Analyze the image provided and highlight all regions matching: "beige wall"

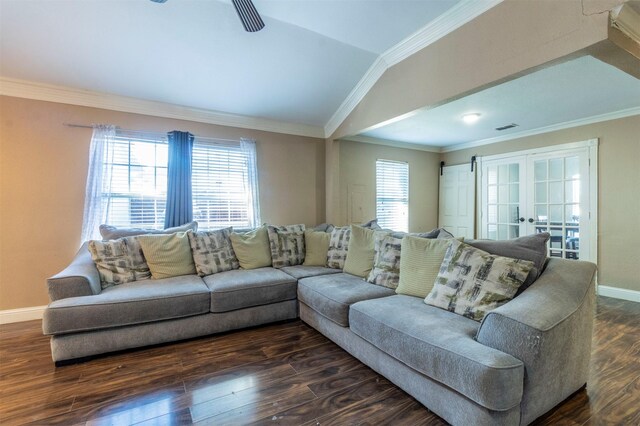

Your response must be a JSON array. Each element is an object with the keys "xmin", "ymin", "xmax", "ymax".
[
  {"xmin": 0, "ymin": 96, "xmax": 325, "ymax": 310},
  {"xmin": 443, "ymin": 115, "xmax": 640, "ymax": 292},
  {"xmin": 337, "ymin": 140, "xmax": 441, "ymax": 233}
]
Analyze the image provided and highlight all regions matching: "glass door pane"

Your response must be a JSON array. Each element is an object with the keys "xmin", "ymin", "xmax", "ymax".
[
  {"xmin": 481, "ymin": 157, "xmax": 525, "ymax": 241},
  {"xmin": 528, "ymin": 152, "xmax": 589, "ymax": 260}
]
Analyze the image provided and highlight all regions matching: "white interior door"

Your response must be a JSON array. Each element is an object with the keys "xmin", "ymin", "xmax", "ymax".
[
  {"xmin": 439, "ymin": 164, "xmax": 475, "ymax": 239},
  {"xmin": 479, "ymin": 142, "xmax": 596, "ymax": 262}
]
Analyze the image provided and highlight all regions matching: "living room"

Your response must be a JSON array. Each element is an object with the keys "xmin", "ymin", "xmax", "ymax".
[{"xmin": 1, "ymin": 0, "xmax": 639, "ymax": 425}]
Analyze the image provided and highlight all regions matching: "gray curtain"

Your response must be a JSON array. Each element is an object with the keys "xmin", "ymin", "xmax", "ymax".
[{"xmin": 164, "ymin": 130, "xmax": 194, "ymax": 228}]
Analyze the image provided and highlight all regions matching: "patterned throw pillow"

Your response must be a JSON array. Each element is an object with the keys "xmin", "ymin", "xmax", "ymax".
[
  {"xmin": 188, "ymin": 228, "xmax": 239, "ymax": 276},
  {"xmin": 327, "ymin": 226, "xmax": 351, "ymax": 269},
  {"xmin": 424, "ymin": 239, "xmax": 534, "ymax": 322},
  {"xmin": 267, "ymin": 224, "xmax": 306, "ymax": 268},
  {"xmin": 88, "ymin": 237, "xmax": 151, "ymax": 288},
  {"xmin": 366, "ymin": 231, "xmax": 405, "ymax": 288}
]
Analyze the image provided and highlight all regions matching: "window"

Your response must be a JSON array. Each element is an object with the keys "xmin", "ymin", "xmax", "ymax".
[
  {"xmin": 102, "ymin": 133, "xmax": 168, "ymax": 229},
  {"xmin": 376, "ymin": 159, "xmax": 409, "ymax": 232},
  {"xmin": 90, "ymin": 130, "xmax": 259, "ymax": 236},
  {"xmin": 192, "ymin": 139, "xmax": 260, "ymax": 230}
]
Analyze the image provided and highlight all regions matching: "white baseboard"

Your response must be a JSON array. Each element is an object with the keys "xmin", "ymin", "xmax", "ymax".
[
  {"xmin": 0, "ymin": 305, "xmax": 46, "ymax": 324},
  {"xmin": 597, "ymin": 285, "xmax": 640, "ymax": 303}
]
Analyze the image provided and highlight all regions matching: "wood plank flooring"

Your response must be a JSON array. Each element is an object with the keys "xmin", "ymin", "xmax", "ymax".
[{"xmin": 0, "ymin": 296, "xmax": 638, "ymax": 425}]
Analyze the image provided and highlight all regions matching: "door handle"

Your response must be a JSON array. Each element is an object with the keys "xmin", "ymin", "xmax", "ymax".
[
  {"xmin": 519, "ymin": 217, "xmax": 525, "ymax": 222},
  {"xmin": 528, "ymin": 218, "xmax": 534, "ymax": 223}
]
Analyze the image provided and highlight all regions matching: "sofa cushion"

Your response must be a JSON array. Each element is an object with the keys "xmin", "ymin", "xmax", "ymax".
[
  {"xmin": 297, "ymin": 273, "xmax": 395, "ymax": 326},
  {"xmin": 280, "ymin": 265, "xmax": 342, "ymax": 280},
  {"xmin": 343, "ymin": 225, "xmax": 380, "ymax": 278},
  {"xmin": 349, "ymin": 295, "xmax": 524, "ymax": 411},
  {"xmin": 43, "ymin": 275, "xmax": 210, "ymax": 335},
  {"xmin": 395, "ymin": 236, "xmax": 455, "ymax": 298},
  {"xmin": 203, "ymin": 267, "xmax": 297, "ymax": 313},
  {"xmin": 99, "ymin": 221, "xmax": 198, "ymax": 240}
]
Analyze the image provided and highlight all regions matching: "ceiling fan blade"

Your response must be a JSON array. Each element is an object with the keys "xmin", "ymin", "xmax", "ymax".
[{"xmin": 232, "ymin": 0, "xmax": 265, "ymax": 32}]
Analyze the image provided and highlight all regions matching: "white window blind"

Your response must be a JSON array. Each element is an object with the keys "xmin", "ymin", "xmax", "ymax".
[
  {"xmin": 95, "ymin": 131, "xmax": 259, "ymax": 232},
  {"xmin": 192, "ymin": 138, "xmax": 260, "ymax": 230},
  {"xmin": 102, "ymin": 133, "xmax": 168, "ymax": 229},
  {"xmin": 376, "ymin": 159, "xmax": 409, "ymax": 232}
]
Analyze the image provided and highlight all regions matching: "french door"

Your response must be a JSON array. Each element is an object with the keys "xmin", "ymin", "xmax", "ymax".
[{"xmin": 480, "ymin": 142, "xmax": 596, "ymax": 262}]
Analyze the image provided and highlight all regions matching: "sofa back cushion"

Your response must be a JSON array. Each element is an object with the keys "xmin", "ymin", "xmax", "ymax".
[
  {"xmin": 230, "ymin": 226, "xmax": 272, "ymax": 270},
  {"xmin": 425, "ymin": 239, "xmax": 534, "ymax": 321},
  {"xmin": 303, "ymin": 230, "xmax": 331, "ymax": 266},
  {"xmin": 188, "ymin": 228, "xmax": 239, "ymax": 277},
  {"xmin": 99, "ymin": 221, "xmax": 198, "ymax": 240},
  {"xmin": 465, "ymin": 232, "xmax": 549, "ymax": 292},
  {"xmin": 137, "ymin": 232, "xmax": 197, "ymax": 279},
  {"xmin": 267, "ymin": 224, "xmax": 306, "ymax": 268}
]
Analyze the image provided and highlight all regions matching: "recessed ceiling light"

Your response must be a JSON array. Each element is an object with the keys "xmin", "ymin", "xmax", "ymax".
[{"xmin": 462, "ymin": 113, "xmax": 481, "ymax": 124}]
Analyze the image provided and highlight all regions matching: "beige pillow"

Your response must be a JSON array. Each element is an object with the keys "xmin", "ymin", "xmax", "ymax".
[
  {"xmin": 137, "ymin": 232, "xmax": 197, "ymax": 279},
  {"xmin": 229, "ymin": 226, "xmax": 272, "ymax": 269},
  {"xmin": 396, "ymin": 236, "xmax": 456, "ymax": 298},
  {"xmin": 303, "ymin": 230, "xmax": 330, "ymax": 266},
  {"xmin": 343, "ymin": 225, "xmax": 380, "ymax": 278}
]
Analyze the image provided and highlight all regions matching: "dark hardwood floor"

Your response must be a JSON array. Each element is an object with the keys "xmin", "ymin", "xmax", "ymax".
[{"xmin": 1, "ymin": 296, "xmax": 638, "ymax": 425}]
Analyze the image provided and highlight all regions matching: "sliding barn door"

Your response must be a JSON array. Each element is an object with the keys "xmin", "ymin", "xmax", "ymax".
[{"xmin": 438, "ymin": 164, "xmax": 476, "ymax": 239}]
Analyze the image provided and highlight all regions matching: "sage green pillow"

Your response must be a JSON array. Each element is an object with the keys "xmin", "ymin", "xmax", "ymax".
[
  {"xmin": 303, "ymin": 229, "xmax": 330, "ymax": 266},
  {"xmin": 137, "ymin": 231, "xmax": 197, "ymax": 280},
  {"xmin": 343, "ymin": 225, "xmax": 380, "ymax": 278},
  {"xmin": 396, "ymin": 236, "xmax": 456, "ymax": 298},
  {"xmin": 229, "ymin": 226, "xmax": 272, "ymax": 269}
]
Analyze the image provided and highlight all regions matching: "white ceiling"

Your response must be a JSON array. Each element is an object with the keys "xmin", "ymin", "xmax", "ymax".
[
  {"xmin": 0, "ymin": 0, "xmax": 460, "ymax": 127},
  {"xmin": 359, "ymin": 55, "xmax": 640, "ymax": 149}
]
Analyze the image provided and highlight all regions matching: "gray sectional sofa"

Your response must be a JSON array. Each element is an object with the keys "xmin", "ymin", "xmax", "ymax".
[{"xmin": 43, "ymin": 243, "xmax": 597, "ymax": 426}]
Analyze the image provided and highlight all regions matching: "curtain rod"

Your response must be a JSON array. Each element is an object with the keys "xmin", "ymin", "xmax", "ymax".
[{"xmin": 62, "ymin": 122, "xmax": 246, "ymax": 144}]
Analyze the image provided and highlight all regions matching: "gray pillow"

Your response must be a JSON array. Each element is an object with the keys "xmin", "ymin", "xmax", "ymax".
[
  {"xmin": 99, "ymin": 221, "xmax": 198, "ymax": 240},
  {"xmin": 466, "ymin": 232, "xmax": 550, "ymax": 291}
]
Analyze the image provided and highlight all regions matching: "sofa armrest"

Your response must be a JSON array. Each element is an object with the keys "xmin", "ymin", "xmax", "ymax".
[
  {"xmin": 46, "ymin": 242, "xmax": 101, "ymax": 301},
  {"xmin": 476, "ymin": 258, "xmax": 596, "ymax": 425}
]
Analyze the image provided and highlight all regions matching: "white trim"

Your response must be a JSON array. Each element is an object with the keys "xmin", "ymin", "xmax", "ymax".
[
  {"xmin": 441, "ymin": 108, "xmax": 640, "ymax": 152},
  {"xmin": 0, "ymin": 77, "xmax": 325, "ymax": 139},
  {"xmin": 611, "ymin": 3, "xmax": 640, "ymax": 42},
  {"xmin": 343, "ymin": 135, "xmax": 441, "ymax": 153},
  {"xmin": 0, "ymin": 305, "xmax": 46, "ymax": 324},
  {"xmin": 324, "ymin": 0, "xmax": 504, "ymax": 138},
  {"xmin": 598, "ymin": 285, "xmax": 640, "ymax": 303},
  {"xmin": 474, "ymin": 139, "xmax": 598, "ymax": 162}
]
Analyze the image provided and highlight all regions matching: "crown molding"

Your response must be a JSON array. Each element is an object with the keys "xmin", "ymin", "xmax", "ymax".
[
  {"xmin": 610, "ymin": 3, "xmax": 640, "ymax": 43},
  {"xmin": 324, "ymin": 0, "xmax": 504, "ymax": 138},
  {"xmin": 0, "ymin": 77, "xmax": 325, "ymax": 139},
  {"xmin": 441, "ymin": 107, "xmax": 640, "ymax": 152},
  {"xmin": 342, "ymin": 135, "xmax": 441, "ymax": 153}
]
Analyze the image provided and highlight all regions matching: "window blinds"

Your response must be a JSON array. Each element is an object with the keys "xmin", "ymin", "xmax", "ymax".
[{"xmin": 376, "ymin": 159, "xmax": 409, "ymax": 232}]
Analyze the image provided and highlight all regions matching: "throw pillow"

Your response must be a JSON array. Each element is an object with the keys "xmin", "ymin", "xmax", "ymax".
[
  {"xmin": 424, "ymin": 239, "xmax": 534, "ymax": 322},
  {"xmin": 137, "ymin": 231, "xmax": 197, "ymax": 279},
  {"xmin": 465, "ymin": 232, "xmax": 549, "ymax": 292},
  {"xmin": 88, "ymin": 237, "xmax": 151, "ymax": 288},
  {"xmin": 229, "ymin": 226, "xmax": 272, "ymax": 269},
  {"xmin": 396, "ymin": 236, "xmax": 457, "ymax": 298},
  {"xmin": 303, "ymin": 229, "xmax": 330, "ymax": 266},
  {"xmin": 366, "ymin": 231, "xmax": 404, "ymax": 289},
  {"xmin": 327, "ymin": 226, "xmax": 351, "ymax": 269},
  {"xmin": 343, "ymin": 225, "xmax": 380, "ymax": 278},
  {"xmin": 267, "ymin": 224, "xmax": 306, "ymax": 268},
  {"xmin": 188, "ymin": 228, "xmax": 239, "ymax": 277},
  {"xmin": 99, "ymin": 221, "xmax": 198, "ymax": 240}
]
